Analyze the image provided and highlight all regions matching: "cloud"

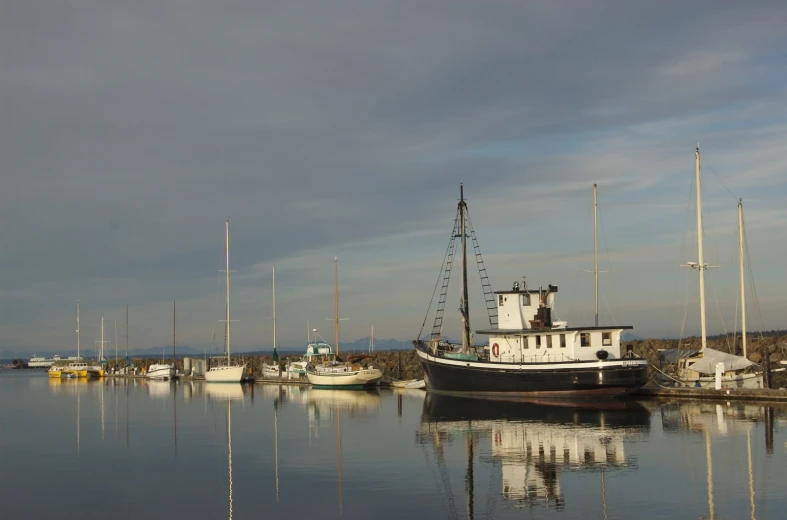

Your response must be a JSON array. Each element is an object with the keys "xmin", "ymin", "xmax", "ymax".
[{"xmin": 2, "ymin": 1, "xmax": 787, "ymax": 351}]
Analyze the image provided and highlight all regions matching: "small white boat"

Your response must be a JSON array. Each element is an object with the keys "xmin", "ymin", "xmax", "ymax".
[
  {"xmin": 147, "ymin": 363, "xmax": 175, "ymax": 380},
  {"xmin": 262, "ymin": 363, "xmax": 281, "ymax": 377},
  {"xmin": 390, "ymin": 379, "xmax": 424, "ymax": 389}
]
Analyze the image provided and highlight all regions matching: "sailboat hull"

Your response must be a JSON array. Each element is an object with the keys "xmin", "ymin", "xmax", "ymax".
[
  {"xmin": 205, "ymin": 365, "xmax": 245, "ymax": 383},
  {"xmin": 415, "ymin": 341, "xmax": 648, "ymax": 397},
  {"xmin": 306, "ymin": 367, "xmax": 382, "ymax": 389}
]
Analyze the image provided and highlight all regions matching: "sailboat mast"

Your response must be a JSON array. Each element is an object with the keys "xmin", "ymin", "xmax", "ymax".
[
  {"xmin": 114, "ymin": 320, "xmax": 118, "ymax": 364},
  {"xmin": 100, "ymin": 317, "xmax": 104, "ymax": 360},
  {"xmin": 272, "ymin": 266, "xmax": 277, "ymax": 352},
  {"xmin": 695, "ymin": 146, "xmax": 708, "ymax": 351},
  {"xmin": 125, "ymin": 304, "xmax": 128, "ymax": 360},
  {"xmin": 77, "ymin": 300, "xmax": 80, "ymax": 359},
  {"xmin": 225, "ymin": 218, "xmax": 231, "ymax": 363},
  {"xmin": 173, "ymin": 300, "xmax": 176, "ymax": 361},
  {"xmin": 738, "ymin": 199, "xmax": 747, "ymax": 358},
  {"xmin": 593, "ymin": 183, "xmax": 599, "ymax": 327},
  {"xmin": 334, "ymin": 255, "xmax": 340, "ymax": 357},
  {"xmin": 459, "ymin": 184, "xmax": 471, "ymax": 353}
]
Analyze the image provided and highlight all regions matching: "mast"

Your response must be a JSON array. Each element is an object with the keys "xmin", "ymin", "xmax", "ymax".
[
  {"xmin": 225, "ymin": 218, "xmax": 231, "ymax": 363},
  {"xmin": 738, "ymin": 199, "xmax": 747, "ymax": 359},
  {"xmin": 272, "ymin": 266, "xmax": 278, "ymax": 361},
  {"xmin": 695, "ymin": 146, "xmax": 708, "ymax": 351},
  {"xmin": 334, "ymin": 255, "xmax": 340, "ymax": 357},
  {"xmin": 682, "ymin": 147, "xmax": 713, "ymax": 351},
  {"xmin": 114, "ymin": 319, "xmax": 118, "ymax": 364},
  {"xmin": 100, "ymin": 317, "xmax": 104, "ymax": 360},
  {"xmin": 459, "ymin": 184, "xmax": 471, "ymax": 353},
  {"xmin": 125, "ymin": 304, "xmax": 128, "ymax": 361},
  {"xmin": 593, "ymin": 183, "xmax": 599, "ymax": 327},
  {"xmin": 77, "ymin": 300, "xmax": 80, "ymax": 359},
  {"xmin": 173, "ymin": 300, "xmax": 176, "ymax": 362}
]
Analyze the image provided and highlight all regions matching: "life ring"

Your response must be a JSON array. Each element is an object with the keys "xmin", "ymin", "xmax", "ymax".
[{"xmin": 492, "ymin": 343, "xmax": 499, "ymax": 357}]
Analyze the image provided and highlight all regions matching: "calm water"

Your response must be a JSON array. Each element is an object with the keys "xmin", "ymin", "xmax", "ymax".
[{"xmin": 1, "ymin": 371, "xmax": 786, "ymax": 520}]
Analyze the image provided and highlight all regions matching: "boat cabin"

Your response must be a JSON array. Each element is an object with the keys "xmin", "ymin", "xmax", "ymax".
[{"xmin": 476, "ymin": 280, "xmax": 632, "ymax": 364}]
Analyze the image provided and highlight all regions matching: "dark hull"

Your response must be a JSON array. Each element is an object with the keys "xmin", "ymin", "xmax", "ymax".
[
  {"xmin": 416, "ymin": 346, "xmax": 648, "ymax": 398},
  {"xmin": 422, "ymin": 393, "xmax": 651, "ymax": 429}
]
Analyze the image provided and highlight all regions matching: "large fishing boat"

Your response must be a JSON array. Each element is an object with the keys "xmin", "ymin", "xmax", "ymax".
[{"xmin": 413, "ymin": 185, "xmax": 648, "ymax": 398}]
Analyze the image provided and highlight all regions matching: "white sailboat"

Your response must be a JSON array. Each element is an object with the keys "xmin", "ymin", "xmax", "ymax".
[
  {"xmin": 205, "ymin": 219, "xmax": 245, "ymax": 383},
  {"xmin": 666, "ymin": 147, "xmax": 763, "ymax": 389},
  {"xmin": 148, "ymin": 301, "xmax": 176, "ymax": 380},
  {"xmin": 306, "ymin": 256, "xmax": 382, "ymax": 389},
  {"xmin": 262, "ymin": 266, "xmax": 281, "ymax": 378},
  {"xmin": 86, "ymin": 317, "xmax": 108, "ymax": 378},
  {"xmin": 63, "ymin": 301, "xmax": 89, "ymax": 377}
]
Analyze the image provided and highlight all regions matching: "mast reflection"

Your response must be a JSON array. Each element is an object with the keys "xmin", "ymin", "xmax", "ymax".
[{"xmin": 418, "ymin": 394, "xmax": 650, "ymax": 513}]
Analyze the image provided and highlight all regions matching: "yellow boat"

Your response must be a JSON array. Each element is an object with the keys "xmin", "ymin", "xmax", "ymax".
[
  {"xmin": 48, "ymin": 365, "xmax": 66, "ymax": 378},
  {"xmin": 67, "ymin": 362, "xmax": 89, "ymax": 378},
  {"xmin": 86, "ymin": 366, "xmax": 105, "ymax": 378}
]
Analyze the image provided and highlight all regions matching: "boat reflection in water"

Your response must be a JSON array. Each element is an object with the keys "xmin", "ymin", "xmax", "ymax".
[
  {"xmin": 660, "ymin": 401, "xmax": 779, "ymax": 520},
  {"xmin": 417, "ymin": 394, "xmax": 650, "ymax": 515},
  {"xmin": 204, "ymin": 383, "xmax": 247, "ymax": 402}
]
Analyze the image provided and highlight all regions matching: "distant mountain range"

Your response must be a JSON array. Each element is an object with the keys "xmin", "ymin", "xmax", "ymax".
[{"xmin": 0, "ymin": 336, "xmax": 416, "ymax": 362}]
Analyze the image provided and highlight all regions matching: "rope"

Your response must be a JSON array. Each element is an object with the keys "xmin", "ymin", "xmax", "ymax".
[{"xmin": 417, "ymin": 206, "xmax": 460, "ymax": 340}]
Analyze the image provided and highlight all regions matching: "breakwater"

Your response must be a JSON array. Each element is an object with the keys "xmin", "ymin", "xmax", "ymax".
[{"xmin": 130, "ymin": 349, "xmax": 424, "ymax": 382}]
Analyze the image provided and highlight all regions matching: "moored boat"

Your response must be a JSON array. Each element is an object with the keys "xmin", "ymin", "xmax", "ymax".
[
  {"xmin": 306, "ymin": 256, "xmax": 382, "ymax": 389},
  {"xmin": 147, "ymin": 363, "xmax": 175, "ymax": 380},
  {"xmin": 413, "ymin": 185, "xmax": 648, "ymax": 398},
  {"xmin": 205, "ymin": 219, "xmax": 245, "ymax": 383}
]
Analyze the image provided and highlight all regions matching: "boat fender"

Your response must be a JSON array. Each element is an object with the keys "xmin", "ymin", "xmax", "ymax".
[
  {"xmin": 492, "ymin": 343, "xmax": 499, "ymax": 357},
  {"xmin": 596, "ymin": 350, "xmax": 609, "ymax": 360}
]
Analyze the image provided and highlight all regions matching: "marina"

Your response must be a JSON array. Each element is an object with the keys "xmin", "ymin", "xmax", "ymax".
[{"xmin": 2, "ymin": 369, "xmax": 787, "ymax": 520}]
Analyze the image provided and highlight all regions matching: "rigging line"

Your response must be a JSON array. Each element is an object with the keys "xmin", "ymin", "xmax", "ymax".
[
  {"xmin": 418, "ymin": 442, "xmax": 455, "ymax": 520},
  {"xmin": 417, "ymin": 207, "xmax": 460, "ymax": 340},
  {"xmin": 743, "ymin": 222, "xmax": 767, "ymax": 338},
  {"xmin": 677, "ymin": 159, "xmax": 701, "ymax": 347},
  {"xmin": 706, "ymin": 267, "xmax": 734, "ymax": 352},
  {"xmin": 703, "ymin": 159, "xmax": 740, "ymax": 202},
  {"xmin": 212, "ymin": 257, "xmax": 223, "ymax": 350}
]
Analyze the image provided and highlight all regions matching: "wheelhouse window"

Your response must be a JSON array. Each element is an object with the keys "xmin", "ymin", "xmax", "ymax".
[
  {"xmin": 498, "ymin": 295, "xmax": 504, "ymax": 306},
  {"xmin": 602, "ymin": 332, "xmax": 612, "ymax": 346},
  {"xmin": 560, "ymin": 334, "xmax": 566, "ymax": 348},
  {"xmin": 535, "ymin": 335, "xmax": 541, "ymax": 349},
  {"xmin": 580, "ymin": 333, "xmax": 591, "ymax": 347},
  {"xmin": 546, "ymin": 335, "xmax": 553, "ymax": 348},
  {"xmin": 523, "ymin": 336, "xmax": 529, "ymax": 349},
  {"xmin": 522, "ymin": 293, "xmax": 530, "ymax": 306}
]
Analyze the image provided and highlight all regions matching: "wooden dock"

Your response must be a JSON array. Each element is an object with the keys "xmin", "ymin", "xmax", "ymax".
[{"xmin": 634, "ymin": 385, "xmax": 787, "ymax": 403}]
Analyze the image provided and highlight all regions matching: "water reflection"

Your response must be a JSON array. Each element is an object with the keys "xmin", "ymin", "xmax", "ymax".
[
  {"xmin": 418, "ymin": 395, "xmax": 650, "ymax": 517},
  {"xmin": 660, "ymin": 401, "xmax": 781, "ymax": 520}
]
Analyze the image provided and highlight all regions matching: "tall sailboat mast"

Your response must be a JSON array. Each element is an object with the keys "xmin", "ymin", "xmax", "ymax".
[
  {"xmin": 695, "ymin": 146, "xmax": 708, "ymax": 351},
  {"xmin": 459, "ymin": 184, "xmax": 470, "ymax": 353},
  {"xmin": 459, "ymin": 184, "xmax": 471, "ymax": 353},
  {"xmin": 738, "ymin": 199, "xmax": 747, "ymax": 359},
  {"xmin": 334, "ymin": 255, "xmax": 340, "ymax": 357},
  {"xmin": 76, "ymin": 300, "xmax": 80, "ymax": 359},
  {"xmin": 593, "ymin": 183, "xmax": 599, "ymax": 327},
  {"xmin": 225, "ymin": 218, "xmax": 231, "ymax": 364},
  {"xmin": 682, "ymin": 146, "xmax": 712, "ymax": 351},
  {"xmin": 272, "ymin": 266, "xmax": 277, "ymax": 359},
  {"xmin": 173, "ymin": 300, "xmax": 177, "ymax": 361}
]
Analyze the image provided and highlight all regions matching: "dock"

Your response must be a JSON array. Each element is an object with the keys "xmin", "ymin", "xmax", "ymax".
[{"xmin": 634, "ymin": 385, "xmax": 787, "ymax": 403}]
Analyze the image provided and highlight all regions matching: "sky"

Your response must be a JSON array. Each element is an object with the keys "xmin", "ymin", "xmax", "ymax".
[{"xmin": 2, "ymin": 1, "xmax": 787, "ymax": 355}]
